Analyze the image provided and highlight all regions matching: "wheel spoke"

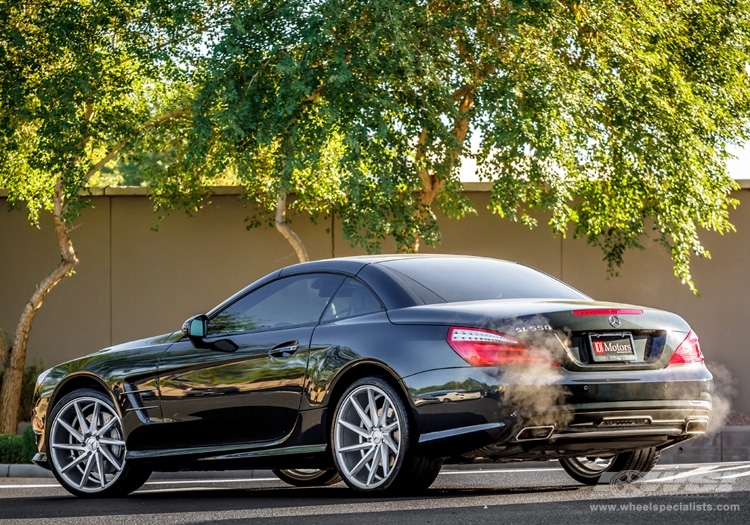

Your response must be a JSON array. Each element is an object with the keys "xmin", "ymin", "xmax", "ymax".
[
  {"xmin": 350, "ymin": 397, "xmax": 373, "ymax": 430},
  {"xmin": 366, "ymin": 453, "xmax": 379, "ymax": 485},
  {"xmin": 58, "ymin": 419, "xmax": 84, "ymax": 443},
  {"xmin": 378, "ymin": 398, "xmax": 391, "ymax": 428},
  {"xmin": 74, "ymin": 402, "xmax": 89, "ymax": 435},
  {"xmin": 338, "ymin": 442, "xmax": 372, "ymax": 453},
  {"xmin": 383, "ymin": 433, "xmax": 399, "ymax": 455},
  {"xmin": 59, "ymin": 452, "xmax": 89, "ymax": 474},
  {"xmin": 380, "ymin": 442, "xmax": 390, "ymax": 478},
  {"xmin": 382, "ymin": 421, "xmax": 398, "ymax": 433},
  {"xmin": 52, "ymin": 443, "xmax": 86, "ymax": 452},
  {"xmin": 94, "ymin": 416, "xmax": 118, "ymax": 438},
  {"xmin": 51, "ymin": 443, "xmax": 86, "ymax": 452},
  {"xmin": 95, "ymin": 451, "xmax": 106, "ymax": 488},
  {"xmin": 348, "ymin": 445, "xmax": 377, "ymax": 477},
  {"xmin": 90, "ymin": 401, "xmax": 101, "ymax": 434},
  {"xmin": 338, "ymin": 419, "xmax": 371, "ymax": 439},
  {"xmin": 99, "ymin": 444, "xmax": 123, "ymax": 472},
  {"xmin": 367, "ymin": 389, "xmax": 379, "ymax": 428},
  {"xmin": 98, "ymin": 437, "xmax": 126, "ymax": 447},
  {"xmin": 78, "ymin": 453, "xmax": 96, "ymax": 489}
]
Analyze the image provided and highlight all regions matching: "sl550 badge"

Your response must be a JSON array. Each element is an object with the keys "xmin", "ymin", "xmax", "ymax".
[{"xmin": 515, "ymin": 324, "xmax": 552, "ymax": 332}]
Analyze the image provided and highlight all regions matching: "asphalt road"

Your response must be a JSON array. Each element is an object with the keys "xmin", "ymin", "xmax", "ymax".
[{"xmin": 1, "ymin": 462, "xmax": 748, "ymax": 524}]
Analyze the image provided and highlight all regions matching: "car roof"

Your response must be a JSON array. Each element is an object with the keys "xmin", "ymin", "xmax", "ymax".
[{"xmin": 279, "ymin": 254, "xmax": 511, "ymax": 277}]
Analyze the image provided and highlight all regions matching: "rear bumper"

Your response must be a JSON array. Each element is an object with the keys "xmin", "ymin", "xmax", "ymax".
[{"xmin": 402, "ymin": 364, "xmax": 712, "ymax": 460}]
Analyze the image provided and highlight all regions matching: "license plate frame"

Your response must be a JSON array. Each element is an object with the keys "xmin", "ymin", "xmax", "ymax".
[{"xmin": 588, "ymin": 333, "xmax": 637, "ymax": 362}]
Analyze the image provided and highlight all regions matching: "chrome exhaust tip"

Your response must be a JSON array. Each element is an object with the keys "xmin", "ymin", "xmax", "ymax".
[
  {"xmin": 685, "ymin": 418, "xmax": 709, "ymax": 434},
  {"xmin": 515, "ymin": 425, "xmax": 555, "ymax": 442}
]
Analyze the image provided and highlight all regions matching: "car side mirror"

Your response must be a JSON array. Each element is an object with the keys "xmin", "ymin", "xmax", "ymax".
[
  {"xmin": 181, "ymin": 314, "xmax": 238, "ymax": 353},
  {"xmin": 182, "ymin": 314, "xmax": 208, "ymax": 347}
]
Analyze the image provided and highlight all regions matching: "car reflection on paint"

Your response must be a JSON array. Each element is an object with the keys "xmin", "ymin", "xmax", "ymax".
[{"xmin": 31, "ymin": 255, "xmax": 712, "ymax": 498}]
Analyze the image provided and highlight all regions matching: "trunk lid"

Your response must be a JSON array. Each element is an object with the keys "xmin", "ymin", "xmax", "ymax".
[{"xmin": 387, "ymin": 299, "xmax": 691, "ymax": 370}]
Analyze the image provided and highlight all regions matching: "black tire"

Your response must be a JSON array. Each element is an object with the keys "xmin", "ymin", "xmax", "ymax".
[
  {"xmin": 609, "ymin": 447, "xmax": 661, "ymax": 474},
  {"xmin": 332, "ymin": 377, "xmax": 437, "ymax": 494},
  {"xmin": 272, "ymin": 468, "xmax": 342, "ymax": 487},
  {"xmin": 559, "ymin": 447, "xmax": 660, "ymax": 485},
  {"xmin": 47, "ymin": 388, "xmax": 151, "ymax": 498},
  {"xmin": 391, "ymin": 455, "xmax": 443, "ymax": 495}
]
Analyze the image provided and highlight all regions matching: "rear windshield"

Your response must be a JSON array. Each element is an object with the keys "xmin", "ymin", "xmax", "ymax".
[{"xmin": 379, "ymin": 257, "xmax": 588, "ymax": 304}]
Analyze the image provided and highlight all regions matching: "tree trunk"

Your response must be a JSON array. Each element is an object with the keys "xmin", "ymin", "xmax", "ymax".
[
  {"xmin": 0, "ymin": 326, "xmax": 10, "ymax": 371},
  {"xmin": 411, "ymin": 85, "xmax": 475, "ymax": 252},
  {"xmin": 0, "ymin": 179, "xmax": 79, "ymax": 434},
  {"xmin": 275, "ymin": 190, "xmax": 310, "ymax": 263},
  {"xmin": 0, "ymin": 108, "xmax": 188, "ymax": 434}
]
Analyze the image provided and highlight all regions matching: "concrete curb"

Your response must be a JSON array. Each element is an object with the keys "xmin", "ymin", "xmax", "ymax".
[{"xmin": 1, "ymin": 463, "xmax": 54, "ymax": 479}]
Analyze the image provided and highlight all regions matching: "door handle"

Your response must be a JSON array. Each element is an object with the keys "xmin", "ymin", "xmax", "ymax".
[{"xmin": 269, "ymin": 340, "xmax": 299, "ymax": 358}]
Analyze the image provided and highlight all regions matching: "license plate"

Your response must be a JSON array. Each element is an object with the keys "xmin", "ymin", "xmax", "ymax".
[{"xmin": 589, "ymin": 333, "xmax": 636, "ymax": 362}]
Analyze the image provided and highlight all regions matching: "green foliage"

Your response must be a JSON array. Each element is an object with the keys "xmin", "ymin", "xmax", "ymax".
[
  {"xmin": 0, "ymin": 0, "xmax": 214, "ymax": 434},
  {"xmin": 0, "ymin": 361, "xmax": 44, "ymax": 423},
  {"xmin": 181, "ymin": 0, "xmax": 749, "ymax": 291},
  {"xmin": 0, "ymin": 0, "xmax": 208, "ymax": 223},
  {"xmin": 0, "ymin": 426, "xmax": 37, "ymax": 464},
  {"xmin": 4, "ymin": 1, "xmax": 747, "ymax": 291}
]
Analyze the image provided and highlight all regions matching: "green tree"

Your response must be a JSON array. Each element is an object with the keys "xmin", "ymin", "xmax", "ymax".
[
  {"xmin": 0, "ymin": 0, "xmax": 207, "ymax": 434},
  {"xmin": 150, "ymin": 1, "xmax": 349, "ymax": 262},
  {"xmin": 186, "ymin": 0, "xmax": 748, "ymax": 286}
]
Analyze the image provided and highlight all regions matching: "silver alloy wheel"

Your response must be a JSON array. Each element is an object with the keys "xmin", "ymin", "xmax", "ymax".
[
  {"xmin": 334, "ymin": 384, "xmax": 401, "ymax": 490},
  {"xmin": 273, "ymin": 468, "xmax": 342, "ymax": 486},
  {"xmin": 563, "ymin": 456, "xmax": 615, "ymax": 477},
  {"xmin": 49, "ymin": 396, "xmax": 126, "ymax": 493},
  {"xmin": 281, "ymin": 468, "xmax": 323, "ymax": 480}
]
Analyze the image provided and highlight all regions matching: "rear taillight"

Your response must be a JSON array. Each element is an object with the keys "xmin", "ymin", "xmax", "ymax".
[
  {"xmin": 669, "ymin": 330, "xmax": 704, "ymax": 364},
  {"xmin": 447, "ymin": 327, "xmax": 558, "ymax": 367}
]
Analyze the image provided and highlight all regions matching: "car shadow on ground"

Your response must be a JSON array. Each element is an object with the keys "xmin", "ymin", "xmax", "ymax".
[{"xmin": 2, "ymin": 484, "xmax": 582, "ymax": 520}]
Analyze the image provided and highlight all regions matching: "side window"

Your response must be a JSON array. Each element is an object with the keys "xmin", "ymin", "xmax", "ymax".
[
  {"xmin": 208, "ymin": 273, "xmax": 344, "ymax": 334},
  {"xmin": 321, "ymin": 278, "xmax": 383, "ymax": 322}
]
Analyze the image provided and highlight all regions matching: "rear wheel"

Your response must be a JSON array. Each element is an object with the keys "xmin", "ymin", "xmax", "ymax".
[
  {"xmin": 559, "ymin": 447, "xmax": 660, "ymax": 485},
  {"xmin": 391, "ymin": 455, "xmax": 443, "ymax": 495},
  {"xmin": 272, "ymin": 468, "xmax": 341, "ymax": 487},
  {"xmin": 47, "ymin": 388, "xmax": 151, "ymax": 498},
  {"xmin": 331, "ymin": 377, "xmax": 439, "ymax": 494}
]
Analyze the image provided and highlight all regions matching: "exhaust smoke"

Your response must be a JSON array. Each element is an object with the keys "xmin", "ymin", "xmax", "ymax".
[
  {"xmin": 705, "ymin": 362, "xmax": 736, "ymax": 435},
  {"xmin": 482, "ymin": 316, "xmax": 574, "ymax": 429}
]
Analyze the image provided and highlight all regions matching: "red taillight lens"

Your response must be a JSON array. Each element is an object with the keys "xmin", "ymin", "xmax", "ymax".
[
  {"xmin": 447, "ymin": 327, "xmax": 558, "ymax": 367},
  {"xmin": 669, "ymin": 330, "xmax": 704, "ymax": 364}
]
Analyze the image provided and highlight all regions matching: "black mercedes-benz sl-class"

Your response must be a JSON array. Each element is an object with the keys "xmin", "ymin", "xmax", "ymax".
[{"xmin": 31, "ymin": 255, "xmax": 712, "ymax": 497}]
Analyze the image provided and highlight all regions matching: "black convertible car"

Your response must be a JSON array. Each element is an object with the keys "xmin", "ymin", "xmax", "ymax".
[{"xmin": 31, "ymin": 255, "xmax": 712, "ymax": 497}]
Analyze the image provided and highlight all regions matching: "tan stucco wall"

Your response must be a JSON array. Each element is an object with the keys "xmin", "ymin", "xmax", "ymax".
[{"xmin": 2, "ymin": 187, "xmax": 749, "ymax": 412}]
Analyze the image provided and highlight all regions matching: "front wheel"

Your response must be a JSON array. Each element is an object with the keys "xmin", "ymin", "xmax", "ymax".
[
  {"xmin": 559, "ymin": 447, "xmax": 660, "ymax": 485},
  {"xmin": 272, "ymin": 468, "xmax": 341, "ymax": 487},
  {"xmin": 47, "ymin": 388, "xmax": 151, "ymax": 498}
]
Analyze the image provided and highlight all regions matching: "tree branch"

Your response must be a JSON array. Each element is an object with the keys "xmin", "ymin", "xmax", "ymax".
[
  {"xmin": 275, "ymin": 190, "xmax": 309, "ymax": 263},
  {"xmin": 415, "ymin": 128, "xmax": 435, "ymax": 202},
  {"xmin": 85, "ymin": 108, "xmax": 189, "ymax": 180},
  {"xmin": 447, "ymin": 87, "xmax": 474, "ymax": 168},
  {"xmin": 86, "ymin": 138, "xmax": 128, "ymax": 180}
]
